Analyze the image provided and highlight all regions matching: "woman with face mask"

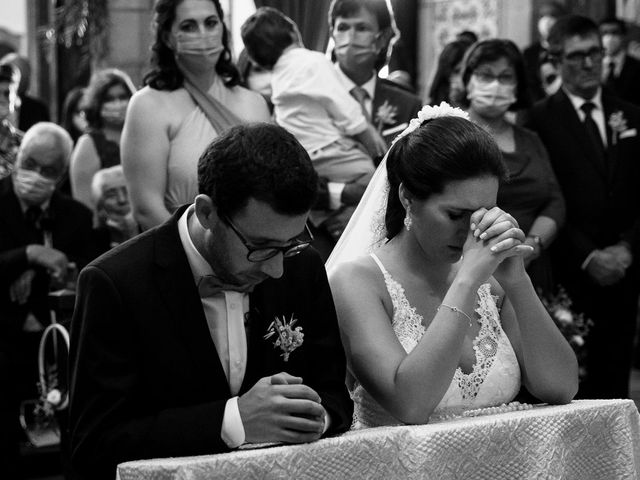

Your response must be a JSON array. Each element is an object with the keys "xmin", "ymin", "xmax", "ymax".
[
  {"xmin": 121, "ymin": 0, "xmax": 271, "ymax": 230},
  {"xmin": 461, "ymin": 39, "xmax": 565, "ymax": 294},
  {"xmin": 69, "ymin": 69, "xmax": 136, "ymax": 210}
]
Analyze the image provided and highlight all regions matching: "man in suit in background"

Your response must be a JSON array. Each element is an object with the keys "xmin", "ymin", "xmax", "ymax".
[
  {"xmin": 599, "ymin": 17, "xmax": 640, "ymax": 106},
  {"xmin": 0, "ymin": 122, "xmax": 95, "ymax": 477},
  {"xmin": 526, "ymin": 15, "xmax": 640, "ymax": 400},
  {"xmin": 69, "ymin": 123, "xmax": 353, "ymax": 480},
  {"xmin": 0, "ymin": 54, "xmax": 50, "ymax": 132},
  {"xmin": 329, "ymin": 0, "xmax": 421, "ymax": 147},
  {"xmin": 522, "ymin": 1, "xmax": 567, "ymax": 102},
  {"xmin": 313, "ymin": 0, "xmax": 422, "ymax": 252}
]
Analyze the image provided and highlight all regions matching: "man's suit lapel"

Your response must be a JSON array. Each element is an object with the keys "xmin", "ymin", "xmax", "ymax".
[
  {"xmin": 152, "ymin": 208, "xmax": 230, "ymax": 397},
  {"xmin": 552, "ymin": 90, "xmax": 609, "ymax": 179}
]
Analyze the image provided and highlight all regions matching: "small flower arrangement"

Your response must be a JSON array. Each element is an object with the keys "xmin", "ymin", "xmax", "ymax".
[
  {"xmin": 375, "ymin": 100, "xmax": 398, "ymax": 134},
  {"xmin": 539, "ymin": 286, "xmax": 593, "ymax": 380},
  {"xmin": 33, "ymin": 367, "xmax": 64, "ymax": 425},
  {"xmin": 264, "ymin": 314, "xmax": 304, "ymax": 362},
  {"xmin": 608, "ymin": 110, "xmax": 627, "ymax": 145}
]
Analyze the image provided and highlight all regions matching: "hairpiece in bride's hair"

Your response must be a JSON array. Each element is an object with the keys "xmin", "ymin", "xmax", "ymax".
[{"xmin": 391, "ymin": 101, "xmax": 470, "ymax": 146}]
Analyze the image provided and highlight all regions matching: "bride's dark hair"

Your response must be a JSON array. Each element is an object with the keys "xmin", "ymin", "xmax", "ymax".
[{"xmin": 385, "ymin": 116, "xmax": 506, "ymax": 239}]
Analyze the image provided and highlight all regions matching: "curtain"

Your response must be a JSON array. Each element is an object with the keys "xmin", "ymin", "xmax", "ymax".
[{"xmin": 253, "ymin": 0, "xmax": 333, "ymax": 52}]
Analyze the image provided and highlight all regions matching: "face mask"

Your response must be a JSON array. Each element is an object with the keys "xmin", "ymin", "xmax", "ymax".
[
  {"xmin": 467, "ymin": 77, "xmax": 516, "ymax": 118},
  {"xmin": 13, "ymin": 168, "xmax": 57, "ymax": 206},
  {"xmin": 172, "ymin": 32, "xmax": 224, "ymax": 73},
  {"xmin": 334, "ymin": 35, "xmax": 380, "ymax": 71},
  {"xmin": 602, "ymin": 34, "xmax": 622, "ymax": 55},
  {"xmin": 101, "ymin": 99, "xmax": 129, "ymax": 126}
]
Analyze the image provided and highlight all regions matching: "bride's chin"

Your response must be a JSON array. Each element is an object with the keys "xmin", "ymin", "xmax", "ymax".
[{"xmin": 445, "ymin": 246, "xmax": 464, "ymax": 261}]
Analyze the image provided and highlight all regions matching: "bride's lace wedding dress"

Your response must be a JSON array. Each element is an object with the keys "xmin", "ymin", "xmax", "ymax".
[{"xmin": 350, "ymin": 254, "xmax": 521, "ymax": 429}]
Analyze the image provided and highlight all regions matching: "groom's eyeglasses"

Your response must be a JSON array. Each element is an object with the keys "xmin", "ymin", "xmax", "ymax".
[{"xmin": 221, "ymin": 212, "xmax": 314, "ymax": 262}]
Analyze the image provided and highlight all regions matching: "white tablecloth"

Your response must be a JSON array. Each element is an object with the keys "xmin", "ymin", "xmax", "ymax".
[{"xmin": 117, "ymin": 399, "xmax": 640, "ymax": 480}]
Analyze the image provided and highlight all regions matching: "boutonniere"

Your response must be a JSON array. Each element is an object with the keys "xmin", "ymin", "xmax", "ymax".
[
  {"xmin": 608, "ymin": 110, "xmax": 628, "ymax": 145},
  {"xmin": 264, "ymin": 314, "xmax": 304, "ymax": 361},
  {"xmin": 375, "ymin": 100, "xmax": 399, "ymax": 134}
]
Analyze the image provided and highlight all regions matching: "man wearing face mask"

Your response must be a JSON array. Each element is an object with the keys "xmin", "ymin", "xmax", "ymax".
[
  {"xmin": 0, "ymin": 122, "xmax": 96, "ymax": 476},
  {"xmin": 329, "ymin": 0, "xmax": 421, "ymax": 147},
  {"xmin": 599, "ymin": 17, "xmax": 640, "ymax": 106},
  {"xmin": 0, "ymin": 63, "xmax": 23, "ymax": 180}
]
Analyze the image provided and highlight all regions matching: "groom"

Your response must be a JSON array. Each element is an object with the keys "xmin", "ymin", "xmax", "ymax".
[{"xmin": 68, "ymin": 123, "xmax": 353, "ymax": 480}]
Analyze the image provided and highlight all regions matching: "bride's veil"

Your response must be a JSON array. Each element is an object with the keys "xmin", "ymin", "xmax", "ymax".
[{"xmin": 325, "ymin": 154, "xmax": 391, "ymax": 277}]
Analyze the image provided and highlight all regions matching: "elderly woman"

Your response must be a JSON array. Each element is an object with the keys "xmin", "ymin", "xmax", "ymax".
[
  {"xmin": 91, "ymin": 165, "xmax": 139, "ymax": 249},
  {"xmin": 460, "ymin": 39, "xmax": 565, "ymax": 293},
  {"xmin": 69, "ymin": 69, "xmax": 136, "ymax": 210},
  {"xmin": 122, "ymin": 0, "xmax": 270, "ymax": 230}
]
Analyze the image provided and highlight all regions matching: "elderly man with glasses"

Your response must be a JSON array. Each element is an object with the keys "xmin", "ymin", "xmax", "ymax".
[
  {"xmin": 0, "ymin": 122, "xmax": 96, "ymax": 476},
  {"xmin": 526, "ymin": 15, "xmax": 640, "ymax": 400},
  {"xmin": 68, "ymin": 123, "xmax": 353, "ymax": 480}
]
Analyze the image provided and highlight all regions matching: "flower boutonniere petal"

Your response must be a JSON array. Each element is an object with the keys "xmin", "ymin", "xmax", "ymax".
[
  {"xmin": 375, "ymin": 100, "xmax": 399, "ymax": 134},
  {"xmin": 608, "ymin": 110, "xmax": 628, "ymax": 145},
  {"xmin": 264, "ymin": 314, "xmax": 304, "ymax": 362}
]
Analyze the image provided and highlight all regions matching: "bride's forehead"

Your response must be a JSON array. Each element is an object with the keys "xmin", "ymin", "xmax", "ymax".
[{"xmin": 433, "ymin": 176, "xmax": 498, "ymax": 205}]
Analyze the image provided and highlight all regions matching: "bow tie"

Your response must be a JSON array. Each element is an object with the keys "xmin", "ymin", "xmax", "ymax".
[{"xmin": 197, "ymin": 275, "xmax": 255, "ymax": 298}]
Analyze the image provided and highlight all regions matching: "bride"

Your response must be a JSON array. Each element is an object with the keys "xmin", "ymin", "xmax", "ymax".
[{"xmin": 327, "ymin": 104, "xmax": 578, "ymax": 428}]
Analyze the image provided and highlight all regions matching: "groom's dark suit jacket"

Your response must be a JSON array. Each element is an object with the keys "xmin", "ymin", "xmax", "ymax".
[
  {"xmin": 526, "ymin": 89, "xmax": 640, "ymax": 398},
  {"xmin": 68, "ymin": 206, "xmax": 353, "ymax": 480}
]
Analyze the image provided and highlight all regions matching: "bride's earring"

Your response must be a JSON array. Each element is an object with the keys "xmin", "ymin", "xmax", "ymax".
[{"xmin": 404, "ymin": 207, "xmax": 412, "ymax": 231}]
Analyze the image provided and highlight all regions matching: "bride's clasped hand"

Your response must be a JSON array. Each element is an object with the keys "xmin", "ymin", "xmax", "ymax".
[{"xmin": 461, "ymin": 206, "xmax": 534, "ymax": 289}]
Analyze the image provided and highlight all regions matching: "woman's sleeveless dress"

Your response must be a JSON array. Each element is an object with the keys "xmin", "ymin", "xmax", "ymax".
[
  {"xmin": 165, "ymin": 101, "xmax": 217, "ymax": 213},
  {"xmin": 350, "ymin": 254, "xmax": 521, "ymax": 428}
]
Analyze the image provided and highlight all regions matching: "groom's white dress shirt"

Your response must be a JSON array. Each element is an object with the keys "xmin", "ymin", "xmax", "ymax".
[{"xmin": 178, "ymin": 206, "xmax": 247, "ymax": 448}]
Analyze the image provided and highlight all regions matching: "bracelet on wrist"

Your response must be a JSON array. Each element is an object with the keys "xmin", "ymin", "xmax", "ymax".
[{"xmin": 437, "ymin": 303, "xmax": 474, "ymax": 328}]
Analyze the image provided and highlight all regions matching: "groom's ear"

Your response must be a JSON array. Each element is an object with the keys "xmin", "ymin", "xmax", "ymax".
[{"xmin": 194, "ymin": 194, "xmax": 220, "ymax": 231}]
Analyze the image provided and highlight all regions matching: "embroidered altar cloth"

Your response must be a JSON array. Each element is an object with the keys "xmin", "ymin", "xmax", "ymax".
[{"xmin": 117, "ymin": 399, "xmax": 640, "ymax": 480}]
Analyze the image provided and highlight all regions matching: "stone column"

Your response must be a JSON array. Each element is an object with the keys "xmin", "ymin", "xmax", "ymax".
[{"xmin": 98, "ymin": 0, "xmax": 155, "ymax": 88}]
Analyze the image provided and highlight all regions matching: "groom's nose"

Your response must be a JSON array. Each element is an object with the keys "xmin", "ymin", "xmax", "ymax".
[{"xmin": 258, "ymin": 253, "xmax": 284, "ymax": 279}]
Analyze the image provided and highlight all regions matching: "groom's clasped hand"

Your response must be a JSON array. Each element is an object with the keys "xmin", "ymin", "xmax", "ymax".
[{"xmin": 238, "ymin": 372, "xmax": 326, "ymax": 445}]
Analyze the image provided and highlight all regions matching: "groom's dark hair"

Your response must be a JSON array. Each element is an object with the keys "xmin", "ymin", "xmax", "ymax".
[
  {"xmin": 198, "ymin": 122, "xmax": 318, "ymax": 217},
  {"xmin": 385, "ymin": 116, "xmax": 506, "ymax": 239}
]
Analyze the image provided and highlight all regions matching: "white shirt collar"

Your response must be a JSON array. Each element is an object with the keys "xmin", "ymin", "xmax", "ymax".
[
  {"xmin": 563, "ymin": 87, "xmax": 604, "ymax": 115},
  {"xmin": 334, "ymin": 64, "xmax": 376, "ymax": 99},
  {"xmin": 177, "ymin": 205, "xmax": 214, "ymax": 284}
]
